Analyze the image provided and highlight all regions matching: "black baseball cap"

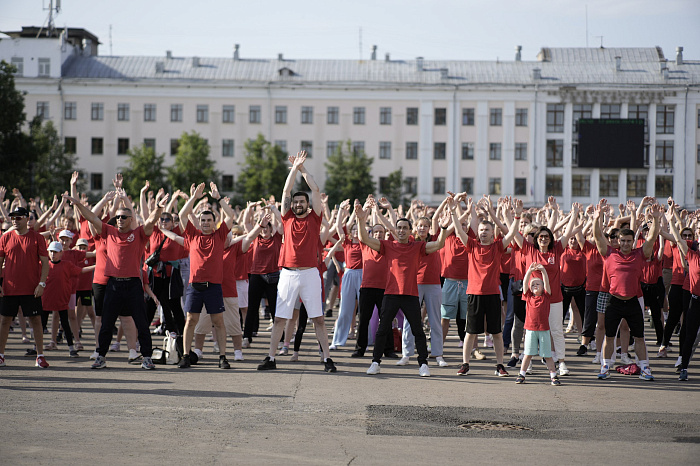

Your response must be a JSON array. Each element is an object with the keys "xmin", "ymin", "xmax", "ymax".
[{"xmin": 9, "ymin": 207, "xmax": 29, "ymax": 217}]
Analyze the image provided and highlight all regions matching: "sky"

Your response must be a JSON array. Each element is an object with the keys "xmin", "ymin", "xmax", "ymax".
[{"xmin": 1, "ymin": 0, "xmax": 699, "ymax": 62}]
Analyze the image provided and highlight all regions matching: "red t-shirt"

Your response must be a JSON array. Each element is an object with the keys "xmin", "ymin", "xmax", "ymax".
[
  {"xmin": 101, "ymin": 222, "xmax": 149, "ymax": 279},
  {"xmin": 560, "ymin": 245, "xmax": 586, "ymax": 287},
  {"xmin": 0, "ymin": 229, "xmax": 48, "ymax": 296},
  {"xmin": 92, "ymin": 236, "xmax": 108, "ymax": 286},
  {"xmin": 582, "ymin": 241, "xmax": 605, "ymax": 292},
  {"xmin": 465, "ymin": 237, "xmax": 504, "ymax": 296},
  {"xmin": 279, "ymin": 210, "xmax": 322, "ymax": 268},
  {"xmin": 76, "ymin": 255, "xmax": 95, "ymax": 291},
  {"xmin": 222, "ymin": 241, "xmax": 244, "ymax": 298},
  {"xmin": 637, "ymin": 238, "xmax": 662, "ymax": 284},
  {"xmin": 379, "ymin": 240, "xmax": 427, "ymax": 296},
  {"xmin": 149, "ymin": 225, "xmax": 187, "ymax": 278},
  {"xmin": 233, "ymin": 248, "xmax": 249, "ymax": 281},
  {"xmin": 184, "ymin": 222, "xmax": 230, "ymax": 284},
  {"xmin": 62, "ymin": 249, "xmax": 87, "ymax": 294},
  {"xmin": 524, "ymin": 289, "xmax": 551, "ymax": 331},
  {"xmin": 250, "ymin": 233, "xmax": 282, "ymax": 275},
  {"xmin": 441, "ymin": 231, "xmax": 470, "ymax": 280},
  {"xmin": 521, "ymin": 240, "xmax": 564, "ymax": 303},
  {"xmin": 662, "ymin": 241, "xmax": 673, "ymax": 268},
  {"xmin": 500, "ymin": 250, "xmax": 512, "ymax": 274},
  {"xmin": 671, "ymin": 243, "xmax": 688, "ymax": 285},
  {"xmin": 686, "ymin": 249, "xmax": 700, "ymax": 296},
  {"xmin": 509, "ymin": 244, "xmax": 527, "ymax": 281},
  {"xmin": 42, "ymin": 260, "xmax": 82, "ymax": 311},
  {"xmin": 342, "ymin": 233, "xmax": 363, "ymax": 270},
  {"xmin": 360, "ymin": 243, "xmax": 388, "ymax": 289},
  {"xmin": 605, "ymin": 248, "xmax": 646, "ymax": 297},
  {"xmin": 417, "ymin": 235, "xmax": 441, "ymax": 285}
]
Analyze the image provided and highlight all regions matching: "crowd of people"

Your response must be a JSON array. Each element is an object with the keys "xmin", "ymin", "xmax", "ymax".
[{"xmin": 1, "ymin": 151, "xmax": 699, "ymax": 383}]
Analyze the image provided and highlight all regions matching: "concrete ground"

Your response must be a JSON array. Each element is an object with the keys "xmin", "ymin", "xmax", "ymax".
[{"xmin": 0, "ymin": 315, "xmax": 698, "ymax": 465}]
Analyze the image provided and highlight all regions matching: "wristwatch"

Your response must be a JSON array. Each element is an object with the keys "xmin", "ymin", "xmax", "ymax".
[{"xmin": 38, "ymin": 282, "xmax": 46, "ymax": 288}]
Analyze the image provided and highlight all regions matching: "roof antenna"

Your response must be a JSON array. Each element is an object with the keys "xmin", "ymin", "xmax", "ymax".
[
  {"xmin": 594, "ymin": 35, "xmax": 604, "ymax": 48},
  {"xmin": 38, "ymin": 0, "xmax": 61, "ymax": 37}
]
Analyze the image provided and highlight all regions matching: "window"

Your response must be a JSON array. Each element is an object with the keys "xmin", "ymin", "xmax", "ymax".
[
  {"xmin": 352, "ymin": 141, "xmax": 365, "ymax": 155},
  {"xmin": 547, "ymin": 104, "xmax": 565, "ymax": 132},
  {"xmin": 249, "ymin": 105, "xmax": 261, "ymax": 124},
  {"xmin": 628, "ymin": 104, "xmax": 649, "ymax": 134},
  {"xmin": 515, "ymin": 142, "xmax": 527, "ymax": 160},
  {"xmin": 275, "ymin": 106, "xmax": 287, "ymax": 124},
  {"xmin": 117, "ymin": 103, "xmax": 129, "ymax": 122},
  {"xmin": 275, "ymin": 140, "xmax": 287, "ymax": 153},
  {"xmin": 36, "ymin": 102, "xmax": 49, "ymax": 120},
  {"xmin": 546, "ymin": 139, "xmax": 564, "ymax": 167},
  {"xmin": 91, "ymin": 138, "xmax": 103, "ymax": 155},
  {"xmin": 462, "ymin": 108, "xmax": 475, "ymax": 126},
  {"xmin": 434, "ymin": 142, "xmax": 446, "ymax": 160},
  {"xmin": 221, "ymin": 175, "xmax": 234, "ymax": 192},
  {"xmin": 599, "ymin": 174, "xmax": 619, "ymax": 197},
  {"xmin": 697, "ymin": 144, "xmax": 700, "ymax": 164},
  {"xmin": 64, "ymin": 102, "xmax": 76, "ymax": 120},
  {"xmin": 515, "ymin": 108, "xmax": 528, "ymax": 127},
  {"xmin": 571, "ymin": 175, "xmax": 590, "ymax": 197},
  {"xmin": 380, "ymin": 107, "xmax": 392, "ymax": 125},
  {"xmin": 572, "ymin": 104, "xmax": 592, "ymax": 132},
  {"xmin": 461, "ymin": 142, "xmax": 474, "ymax": 160},
  {"xmin": 515, "ymin": 178, "xmax": 527, "ymax": 195},
  {"xmin": 655, "ymin": 176, "xmax": 673, "ymax": 198},
  {"xmin": 489, "ymin": 143, "xmax": 501, "ymax": 160},
  {"xmin": 90, "ymin": 173, "xmax": 103, "ymax": 191},
  {"xmin": 196, "ymin": 105, "xmax": 209, "ymax": 123},
  {"xmin": 143, "ymin": 104, "xmax": 156, "ymax": 122},
  {"xmin": 546, "ymin": 175, "xmax": 563, "ymax": 197},
  {"xmin": 489, "ymin": 178, "xmax": 501, "ymax": 195},
  {"xmin": 170, "ymin": 104, "xmax": 182, "ymax": 122},
  {"xmin": 655, "ymin": 141, "xmax": 674, "ymax": 169},
  {"xmin": 170, "ymin": 139, "xmax": 179, "ymax": 156},
  {"xmin": 600, "ymin": 104, "xmax": 621, "ymax": 119},
  {"xmin": 117, "ymin": 138, "xmax": 129, "ymax": 155},
  {"xmin": 697, "ymin": 180, "xmax": 700, "ymax": 199},
  {"xmin": 406, "ymin": 107, "xmax": 418, "ymax": 125},
  {"xmin": 64, "ymin": 137, "xmax": 77, "ymax": 154},
  {"xmin": 434, "ymin": 108, "xmax": 446, "ymax": 126},
  {"xmin": 353, "ymin": 107, "xmax": 365, "ymax": 125},
  {"xmin": 222, "ymin": 105, "xmax": 235, "ymax": 123},
  {"xmin": 405, "ymin": 177, "xmax": 417, "ymax": 195},
  {"xmin": 656, "ymin": 105, "xmax": 675, "ymax": 134},
  {"xmin": 327, "ymin": 106, "xmax": 339, "ymax": 124},
  {"xmin": 91, "ymin": 103, "xmax": 104, "ymax": 121},
  {"xmin": 301, "ymin": 140, "xmax": 313, "ymax": 157},
  {"xmin": 10, "ymin": 57, "xmax": 23, "ymax": 76},
  {"xmin": 627, "ymin": 174, "xmax": 647, "ymax": 197},
  {"xmin": 433, "ymin": 177, "xmax": 446, "ymax": 194},
  {"xmin": 38, "ymin": 58, "xmax": 50, "ymax": 77},
  {"xmin": 489, "ymin": 108, "xmax": 502, "ymax": 126},
  {"xmin": 144, "ymin": 139, "xmax": 156, "ymax": 151},
  {"xmin": 406, "ymin": 142, "xmax": 418, "ymax": 160},
  {"xmin": 461, "ymin": 177, "xmax": 474, "ymax": 195},
  {"xmin": 326, "ymin": 141, "xmax": 340, "ymax": 157},
  {"xmin": 301, "ymin": 106, "xmax": 313, "ymax": 124},
  {"xmin": 222, "ymin": 139, "xmax": 234, "ymax": 157},
  {"xmin": 379, "ymin": 142, "xmax": 391, "ymax": 160}
]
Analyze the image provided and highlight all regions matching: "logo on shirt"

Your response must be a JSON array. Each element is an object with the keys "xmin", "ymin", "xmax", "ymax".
[
  {"xmin": 127, "ymin": 233, "xmax": 135, "ymax": 243},
  {"xmin": 548, "ymin": 257, "xmax": 555, "ymax": 264}
]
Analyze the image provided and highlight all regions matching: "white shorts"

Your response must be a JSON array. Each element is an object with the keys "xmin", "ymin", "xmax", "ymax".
[
  {"xmin": 236, "ymin": 279, "xmax": 249, "ymax": 308},
  {"xmin": 276, "ymin": 268, "xmax": 322, "ymax": 320},
  {"xmin": 194, "ymin": 297, "xmax": 242, "ymax": 336}
]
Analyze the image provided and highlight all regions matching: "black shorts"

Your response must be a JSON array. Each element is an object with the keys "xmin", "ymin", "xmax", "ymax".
[
  {"xmin": 466, "ymin": 294, "xmax": 502, "ymax": 335},
  {"xmin": 500, "ymin": 273, "xmax": 510, "ymax": 302},
  {"xmin": 1, "ymin": 295, "xmax": 43, "ymax": 318},
  {"xmin": 76, "ymin": 290, "xmax": 93, "ymax": 306},
  {"xmin": 92, "ymin": 283, "xmax": 107, "ymax": 317},
  {"xmin": 605, "ymin": 296, "xmax": 645, "ymax": 338}
]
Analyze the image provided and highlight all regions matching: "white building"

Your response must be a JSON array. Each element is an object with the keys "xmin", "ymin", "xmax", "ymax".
[{"xmin": 2, "ymin": 26, "xmax": 699, "ymax": 206}]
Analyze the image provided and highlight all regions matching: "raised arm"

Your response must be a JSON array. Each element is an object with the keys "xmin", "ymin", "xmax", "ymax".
[
  {"xmin": 559, "ymin": 203, "xmax": 580, "ymax": 246},
  {"xmin": 160, "ymin": 226, "xmax": 185, "ymax": 246},
  {"xmin": 296, "ymin": 152, "xmax": 322, "ymax": 216},
  {"xmin": 210, "ymin": 182, "xmax": 235, "ymax": 229},
  {"xmin": 139, "ymin": 181, "xmax": 151, "ymax": 220},
  {"xmin": 666, "ymin": 200, "xmax": 687, "ymax": 258},
  {"xmin": 179, "ymin": 183, "xmax": 205, "ymax": 231},
  {"xmin": 143, "ymin": 190, "xmax": 168, "ymax": 236},
  {"xmin": 501, "ymin": 198, "xmax": 523, "ymax": 249},
  {"xmin": 642, "ymin": 203, "xmax": 663, "ymax": 260},
  {"xmin": 63, "ymin": 192, "xmax": 115, "ymax": 236},
  {"xmin": 281, "ymin": 151, "xmax": 305, "ymax": 216},
  {"xmin": 592, "ymin": 202, "xmax": 608, "ymax": 257},
  {"xmin": 354, "ymin": 201, "xmax": 381, "ymax": 252},
  {"xmin": 425, "ymin": 208, "xmax": 451, "ymax": 254}
]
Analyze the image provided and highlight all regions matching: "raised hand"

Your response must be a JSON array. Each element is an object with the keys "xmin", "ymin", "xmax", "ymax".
[
  {"xmin": 209, "ymin": 182, "xmax": 221, "ymax": 199},
  {"xmin": 70, "ymin": 171, "xmax": 80, "ymax": 186},
  {"xmin": 112, "ymin": 173, "xmax": 123, "ymax": 189},
  {"xmin": 193, "ymin": 182, "xmax": 206, "ymax": 200},
  {"xmin": 354, "ymin": 200, "xmax": 367, "ymax": 221}
]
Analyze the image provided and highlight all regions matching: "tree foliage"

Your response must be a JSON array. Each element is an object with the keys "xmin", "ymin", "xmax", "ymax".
[
  {"xmin": 0, "ymin": 60, "xmax": 33, "ymax": 193},
  {"xmin": 167, "ymin": 131, "xmax": 219, "ymax": 190},
  {"xmin": 235, "ymin": 134, "xmax": 289, "ymax": 202},
  {"xmin": 119, "ymin": 144, "xmax": 166, "ymax": 198},
  {"xmin": 30, "ymin": 118, "xmax": 83, "ymax": 199},
  {"xmin": 323, "ymin": 141, "xmax": 375, "ymax": 207},
  {"xmin": 381, "ymin": 167, "xmax": 410, "ymax": 210}
]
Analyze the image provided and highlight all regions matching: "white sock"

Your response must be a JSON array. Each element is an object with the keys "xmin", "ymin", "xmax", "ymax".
[
  {"xmin": 550, "ymin": 371, "xmax": 557, "ymax": 378},
  {"xmin": 38, "ymin": 353, "xmax": 44, "ymax": 358},
  {"xmin": 519, "ymin": 370, "xmax": 526, "ymax": 377},
  {"xmin": 596, "ymin": 352, "xmax": 601, "ymax": 358},
  {"xmin": 193, "ymin": 348, "xmax": 203, "ymax": 358},
  {"xmin": 69, "ymin": 345, "xmax": 75, "ymax": 351},
  {"xmin": 639, "ymin": 359, "xmax": 649, "ymax": 370},
  {"xmin": 269, "ymin": 356, "xmax": 275, "ymax": 361},
  {"xmin": 603, "ymin": 359, "xmax": 612, "ymax": 367}
]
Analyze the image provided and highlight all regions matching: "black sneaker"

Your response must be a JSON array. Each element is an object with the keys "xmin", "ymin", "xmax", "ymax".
[
  {"xmin": 219, "ymin": 356, "xmax": 231, "ymax": 369},
  {"xmin": 257, "ymin": 356, "xmax": 277, "ymax": 371},
  {"xmin": 25, "ymin": 348, "xmax": 37, "ymax": 357},
  {"xmin": 325, "ymin": 309, "xmax": 333, "ymax": 318},
  {"xmin": 495, "ymin": 364, "xmax": 509, "ymax": 377},
  {"xmin": 324, "ymin": 358, "xmax": 337, "ymax": 373},
  {"xmin": 178, "ymin": 354, "xmax": 191, "ymax": 369},
  {"xmin": 383, "ymin": 352, "xmax": 400, "ymax": 359},
  {"xmin": 577, "ymin": 344, "xmax": 588, "ymax": 356},
  {"xmin": 457, "ymin": 363, "xmax": 470, "ymax": 376},
  {"xmin": 506, "ymin": 356, "xmax": 519, "ymax": 368},
  {"xmin": 350, "ymin": 350, "xmax": 364, "ymax": 358}
]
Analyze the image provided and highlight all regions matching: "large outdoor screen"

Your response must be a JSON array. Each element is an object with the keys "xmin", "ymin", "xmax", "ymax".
[{"xmin": 577, "ymin": 118, "xmax": 645, "ymax": 168}]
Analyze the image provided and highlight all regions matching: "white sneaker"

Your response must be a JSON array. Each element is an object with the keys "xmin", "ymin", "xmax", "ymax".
[
  {"xmin": 366, "ymin": 362, "xmax": 381, "ymax": 375},
  {"xmin": 128, "ymin": 349, "xmax": 140, "ymax": 363},
  {"xmin": 589, "ymin": 340, "xmax": 597, "ymax": 351},
  {"xmin": 193, "ymin": 348, "xmax": 204, "ymax": 359},
  {"xmin": 89, "ymin": 351, "xmax": 99, "ymax": 360},
  {"xmin": 213, "ymin": 342, "xmax": 220, "ymax": 354},
  {"xmin": 109, "ymin": 342, "xmax": 120, "ymax": 352},
  {"xmin": 329, "ymin": 344, "xmax": 337, "ymax": 350},
  {"xmin": 242, "ymin": 338, "xmax": 250, "ymax": 349},
  {"xmin": 526, "ymin": 361, "xmax": 533, "ymax": 374},
  {"xmin": 233, "ymin": 350, "xmax": 244, "ymax": 361},
  {"xmin": 591, "ymin": 353, "xmax": 601, "ymax": 364},
  {"xmin": 419, "ymin": 364, "xmax": 431, "ymax": 377},
  {"xmin": 558, "ymin": 361, "xmax": 570, "ymax": 376},
  {"xmin": 436, "ymin": 356, "xmax": 448, "ymax": 367},
  {"xmin": 620, "ymin": 353, "xmax": 634, "ymax": 365},
  {"xmin": 396, "ymin": 356, "xmax": 410, "ymax": 366},
  {"xmin": 674, "ymin": 356, "xmax": 682, "ymax": 367},
  {"xmin": 485, "ymin": 335, "xmax": 494, "ymax": 348}
]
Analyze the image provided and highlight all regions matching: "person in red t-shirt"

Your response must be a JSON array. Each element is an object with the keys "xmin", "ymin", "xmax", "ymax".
[
  {"xmin": 356, "ymin": 199, "xmax": 450, "ymax": 377},
  {"xmin": 516, "ymin": 263, "xmax": 560, "ymax": 385},
  {"xmin": 0, "ymin": 206, "xmax": 50, "ymax": 369}
]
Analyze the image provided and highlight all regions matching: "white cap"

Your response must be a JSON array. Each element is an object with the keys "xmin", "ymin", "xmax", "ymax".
[
  {"xmin": 58, "ymin": 229, "xmax": 75, "ymax": 239},
  {"xmin": 75, "ymin": 238, "xmax": 89, "ymax": 247},
  {"xmin": 48, "ymin": 241, "xmax": 63, "ymax": 252}
]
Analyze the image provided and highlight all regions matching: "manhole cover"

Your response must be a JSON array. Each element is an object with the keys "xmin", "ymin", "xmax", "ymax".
[{"xmin": 459, "ymin": 422, "xmax": 532, "ymax": 431}]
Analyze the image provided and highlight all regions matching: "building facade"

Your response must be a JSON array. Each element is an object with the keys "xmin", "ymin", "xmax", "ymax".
[{"xmin": 2, "ymin": 27, "xmax": 699, "ymax": 206}]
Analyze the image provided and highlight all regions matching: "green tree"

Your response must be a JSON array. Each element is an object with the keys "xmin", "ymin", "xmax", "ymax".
[
  {"xmin": 235, "ymin": 134, "xmax": 289, "ymax": 202},
  {"xmin": 380, "ymin": 167, "xmax": 410, "ymax": 210},
  {"xmin": 120, "ymin": 144, "xmax": 166, "ymax": 198},
  {"xmin": 167, "ymin": 131, "xmax": 219, "ymax": 190},
  {"xmin": 323, "ymin": 141, "xmax": 374, "ymax": 207},
  {"xmin": 29, "ymin": 117, "xmax": 82, "ymax": 199}
]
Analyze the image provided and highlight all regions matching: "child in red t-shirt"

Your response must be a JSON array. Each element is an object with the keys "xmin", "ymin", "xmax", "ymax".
[{"xmin": 516, "ymin": 263, "xmax": 561, "ymax": 386}]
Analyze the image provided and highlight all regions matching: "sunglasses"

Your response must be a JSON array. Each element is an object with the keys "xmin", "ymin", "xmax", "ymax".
[
  {"xmin": 115, "ymin": 215, "xmax": 131, "ymax": 220},
  {"xmin": 160, "ymin": 217, "xmax": 172, "ymax": 222},
  {"xmin": 682, "ymin": 234, "xmax": 694, "ymax": 239},
  {"xmin": 608, "ymin": 235, "xmax": 618, "ymax": 239}
]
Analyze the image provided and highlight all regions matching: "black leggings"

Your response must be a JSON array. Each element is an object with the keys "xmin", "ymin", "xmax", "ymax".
[
  {"xmin": 641, "ymin": 279, "xmax": 665, "ymax": 345},
  {"xmin": 153, "ymin": 275, "xmax": 185, "ymax": 334},
  {"xmin": 681, "ymin": 295, "xmax": 700, "ymax": 369},
  {"xmin": 562, "ymin": 285, "xmax": 585, "ymax": 328},
  {"xmin": 663, "ymin": 284, "xmax": 686, "ymax": 348},
  {"xmin": 244, "ymin": 273, "xmax": 278, "ymax": 341},
  {"xmin": 356, "ymin": 287, "xmax": 394, "ymax": 354},
  {"xmin": 583, "ymin": 291, "xmax": 598, "ymax": 339},
  {"xmin": 373, "ymin": 294, "xmax": 428, "ymax": 366},
  {"xmin": 42, "ymin": 310, "xmax": 74, "ymax": 346}
]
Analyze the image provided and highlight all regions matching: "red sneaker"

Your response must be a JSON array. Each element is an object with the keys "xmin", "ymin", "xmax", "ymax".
[
  {"xmin": 35, "ymin": 356, "xmax": 49, "ymax": 368},
  {"xmin": 0, "ymin": 354, "xmax": 5, "ymax": 367}
]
